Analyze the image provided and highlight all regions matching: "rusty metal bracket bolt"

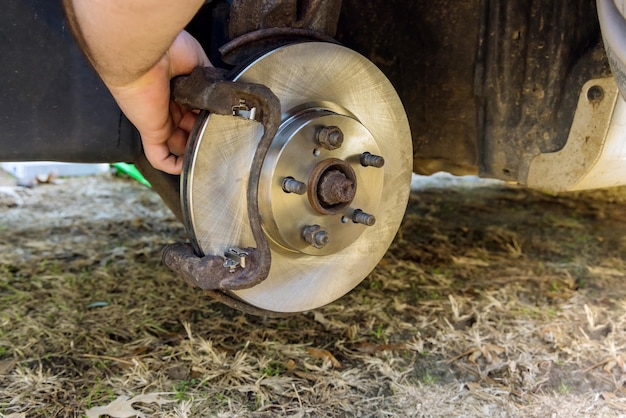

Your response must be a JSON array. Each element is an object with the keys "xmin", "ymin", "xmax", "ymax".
[
  {"xmin": 316, "ymin": 125, "xmax": 344, "ymax": 150},
  {"xmin": 162, "ymin": 67, "xmax": 281, "ymax": 291},
  {"xmin": 302, "ymin": 224, "xmax": 330, "ymax": 249}
]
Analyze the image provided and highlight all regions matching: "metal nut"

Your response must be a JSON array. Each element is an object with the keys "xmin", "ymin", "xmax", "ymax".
[
  {"xmin": 317, "ymin": 170, "xmax": 355, "ymax": 206},
  {"xmin": 316, "ymin": 126, "xmax": 344, "ymax": 150},
  {"xmin": 302, "ymin": 225, "xmax": 330, "ymax": 249}
]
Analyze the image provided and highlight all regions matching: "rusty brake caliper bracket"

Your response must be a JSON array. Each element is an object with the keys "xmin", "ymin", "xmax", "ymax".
[{"xmin": 162, "ymin": 66, "xmax": 280, "ymax": 292}]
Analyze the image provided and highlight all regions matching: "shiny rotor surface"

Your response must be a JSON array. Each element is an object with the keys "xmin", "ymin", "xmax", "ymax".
[{"xmin": 183, "ymin": 42, "xmax": 412, "ymax": 312}]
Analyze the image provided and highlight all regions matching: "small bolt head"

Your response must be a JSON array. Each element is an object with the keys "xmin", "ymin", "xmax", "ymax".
[
  {"xmin": 302, "ymin": 225, "xmax": 329, "ymax": 249},
  {"xmin": 313, "ymin": 230, "xmax": 329, "ymax": 247},
  {"xmin": 317, "ymin": 126, "xmax": 344, "ymax": 150}
]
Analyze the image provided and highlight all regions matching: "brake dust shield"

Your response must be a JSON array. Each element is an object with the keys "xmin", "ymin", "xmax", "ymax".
[{"xmin": 181, "ymin": 42, "xmax": 412, "ymax": 313}]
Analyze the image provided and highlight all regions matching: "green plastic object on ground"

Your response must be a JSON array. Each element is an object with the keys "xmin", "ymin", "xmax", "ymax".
[{"xmin": 111, "ymin": 162, "xmax": 151, "ymax": 188}]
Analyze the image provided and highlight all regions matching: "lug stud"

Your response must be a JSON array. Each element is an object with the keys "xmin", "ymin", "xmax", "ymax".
[
  {"xmin": 352, "ymin": 209, "xmax": 376, "ymax": 226},
  {"xmin": 302, "ymin": 225, "xmax": 329, "ymax": 249},
  {"xmin": 360, "ymin": 152, "xmax": 385, "ymax": 168},
  {"xmin": 282, "ymin": 177, "xmax": 307, "ymax": 194},
  {"xmin": 316, "ymin": 126, "xmax": 344, "ymax": 150}
]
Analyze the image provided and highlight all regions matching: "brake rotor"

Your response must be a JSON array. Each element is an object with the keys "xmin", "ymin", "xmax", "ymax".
[{"xmin": 182, "ymin": 42, "xmax": 412, "ymax": 313}]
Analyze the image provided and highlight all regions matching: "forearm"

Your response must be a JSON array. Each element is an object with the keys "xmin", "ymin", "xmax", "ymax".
[{"xmin": 63, "ymin": 0, "xmax": 204, "ymax": 87}]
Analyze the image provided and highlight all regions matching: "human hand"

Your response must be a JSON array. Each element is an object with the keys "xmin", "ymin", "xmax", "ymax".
[{"xmin": 107, "ymin": 30, "xmax": 211, "ymax": 174}]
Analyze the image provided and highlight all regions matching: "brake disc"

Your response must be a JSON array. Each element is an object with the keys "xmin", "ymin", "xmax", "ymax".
[{"xmin": 182, "ymin": 42, "xmax": 412, "ymax": 313}]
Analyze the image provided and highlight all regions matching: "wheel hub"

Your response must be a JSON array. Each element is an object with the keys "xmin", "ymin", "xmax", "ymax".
[{"xmin": 259, "ymin": 110, "xmax": 384, "ymax": 256}]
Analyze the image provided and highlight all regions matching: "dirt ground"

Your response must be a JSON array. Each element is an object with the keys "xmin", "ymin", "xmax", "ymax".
[{"xmin": 1, "ymin": 170, "xmax": 626, "ymax": 417}]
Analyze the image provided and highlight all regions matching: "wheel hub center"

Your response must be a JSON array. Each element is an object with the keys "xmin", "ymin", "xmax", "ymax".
[
  {"xmin": 259, "ymin": 108, "xmax": 385, "ymax": 256},
  {"xmin": 310, "ymin": 158, "xmax": 357, "ymax": 214},
  {"xmin": 318, "ymin": 170, "xmax": 354, "ymax": 206}
]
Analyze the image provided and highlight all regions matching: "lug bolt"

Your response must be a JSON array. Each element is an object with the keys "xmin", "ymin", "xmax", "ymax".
[
  {"xmin": 360, "ymin": 152, "xmax": 385, "ymax": 168},
  {"xmin": 316, "ymin": 126, "xmax": 344, "ymax": 150},
  {"xmin": 282, "ymin": 177, "xmax": 307, "ymax": 194},
  {"xmin": 302, "ymin": 225, "xmax": 329, "ymax": 249},
  {"xmin": 352, "ymin": 209, "xmax": 376, "ymax": 226}
]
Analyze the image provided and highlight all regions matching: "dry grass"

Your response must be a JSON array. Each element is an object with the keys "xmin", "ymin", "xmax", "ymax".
[{"xmin": 1, "ymin": 174, "xmax": 626, "ymax": 417}]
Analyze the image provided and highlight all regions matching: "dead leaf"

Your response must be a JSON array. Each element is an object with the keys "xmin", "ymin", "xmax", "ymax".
[
  {"xmin": 306, "ymin": 347, "xmax": 342, "ymax": 369},
  {"xmin": 85, "ymin": 393, "xmax": 174, "ymax": 418}
]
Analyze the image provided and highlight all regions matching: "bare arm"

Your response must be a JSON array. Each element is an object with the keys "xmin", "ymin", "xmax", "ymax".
[{"xmin": 64, "ymin": 0, "xmax": 211, "ymax": 174}]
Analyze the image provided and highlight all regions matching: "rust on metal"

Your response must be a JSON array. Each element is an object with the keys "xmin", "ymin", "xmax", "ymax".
[
  {"xmin": 302, "ymin": 224, "xmax": 330, "ymax": 249},
  {"xmin": 228, "ymin": 0, "xmax": 343, "ymax": 39},
  {"xmin": 316, "ymin": 125, "xmax": 344, "ymax": 150},
  {"xmin": 307, "ymin": 158, "xmax": 356, "ymax": 215},
  {"xmin": 163, "ymin": 66, "xmax": 281, "ymax": 291},
  {"xmin": 221, "ymin": 0, "xmax": 342, "ymax": 65},
  {"xmin": 219, "ymin": 27, "xmax": 337, "ymax": 65},
  {"xmin": 317, "ymin": 170, "xmax": 355, "ymax": 206}
]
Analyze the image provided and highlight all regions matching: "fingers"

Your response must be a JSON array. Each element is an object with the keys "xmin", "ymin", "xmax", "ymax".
[
  {"xmin": 167, "ymin": 126, "xmax": 189, "ymax": 157},
  {"xmin": 142, "ymin": 32, "xmax": 209, "ymax": 174},
  {"xmin": 143, "ymin": 141, "xmax": 183, "ymax": 175},
  {"xmin": 141, "ymin": 109, "xmax": 200, "ymax": 174},
  {"xmin": 106, "ymin": 30, "xmax": 211, "ymax": 174},
  {"xmin": 142, "ymin": 124, "xmax": 187, "ymax": 174},
  {"xmin": 179, "ymin": 109, "xmax": 198, "ymax": 133}
]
